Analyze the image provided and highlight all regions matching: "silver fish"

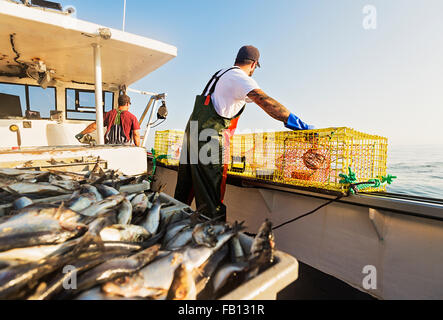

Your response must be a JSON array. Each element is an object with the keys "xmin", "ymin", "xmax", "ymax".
[
  {"xmin": 75, "ymin": 287, "xmax": 134, "ymax": 300},
  {"xmin": 88, "ymin": 212, "xmax": 118, "ymax": 236},
  {"xmin": 0, "ymin": 169, "xmax": 45, "ymax": 177},
  {"xmin": 181, "ymin": 228, "xmax": 239, "ymax": 271},
  {"xmin": 166, "ymin": 263, "xmax": 197, "ymax": 300},
  {"xmin": 0, "ymin": 244, "xmax": 65, "ymax": 262},
  {"xmin": 0, "ymin": 214, "xmax": 88, "ymax": 252},
  {"xmin": 15, "ymin": 174, "xmax": 39, "ymax": 182},
  {"xmin": 164, "ymin": 209, "xmax": 191, "ymax": 226},
  {"xmin": 97, "ymin": 185, "xmax": 120, "ymax": 198},
  {"xmin": 66, "ymin": 193, "xmax": 96, "ymax": 212},
  {"xmin": 13, "ymin": 197, "xmax": 33, "ymax": 210},
  {"xmin": 81, "ymin": 185, "xmax": 103, "ymax": 202},
  {"xmin": 194, "ymin": 244, "xmax": 229, "ymax": 296},
  {"xmin": 192, "ymin": 222, "xmax": 220, "ymax": 248},
  {"xmin": 117, "ymin": 199, "xmax": 132, "ymax": 225},
  {"xmin": 163, "ymin": 219, "xmax": 191, "ymax": 246},
  {"xmin": 102, "ymin": 251, "xmax": 183, "ymax": 300},
  {"xmin": 12, "ymin": 204, "xmax": 82, "ymax": 224},
  {"xmin": 0, "ymin": 260, "xmax": 18, "ymax": 270},
  {"xmin": 100, "ymin": 225, "xmax": 151, "ymax": 243},
  {"xmin": 0, "ymin": 235, "xmax": 94, "ymax": 299},
  {"xmin": 29, "ymin": 250, "xmax": 123, "ymax": 300},
  {"xmin": 212, "ymin": 262, "xmax": 249, "ymax": 293},
  {"xmin": 62, "ymin": 244, "xmax": 161, "ymax": 298},
  {"xmin": 141, "ymin": 198, "xmax": 162, "ymax": 236},
  {"xmin": 211, "ymin": 223, "xmax": 229, "ymax": 235},
  {"xmin": 247, "ymin": 220, "xmax": 275, "ymax": 280},
  {"xmin": 80, "ymin": 194, "xmax": 126, "ymax": 217},
  {"xmin": 48, "ymin": 176, "xmax": 80, "ymax": 191},
  {"xmin": 230, "ymin": 235, "xmax": 246, "ymax": 263},
  {"xmin": 164, "ymin": 226, "xmax": 193, "ymax": 251},
  {"xmin": 149, "ymin": 192, "xmax": 160, "ymax": 203},
  {"xmin": 131, "ymin": 193, "xmax": 150, "ymax": 214},
  {"xmin": 5, "ymin": 183, "xmax": 70, "ymax": 195},
  {"xmin": 126, "ymin": 193, "xmax": 138, "ymax": 202}
]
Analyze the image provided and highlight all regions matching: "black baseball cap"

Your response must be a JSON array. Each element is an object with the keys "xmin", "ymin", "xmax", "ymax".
[{"xmin": 236, "ymin": 45, "xmax": 261, "ymax": 68}]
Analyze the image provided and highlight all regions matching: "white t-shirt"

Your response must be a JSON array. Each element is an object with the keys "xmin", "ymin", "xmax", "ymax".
[{"xmin": 204, "ymin": 67, "xmax": 260, "ymax": 119}]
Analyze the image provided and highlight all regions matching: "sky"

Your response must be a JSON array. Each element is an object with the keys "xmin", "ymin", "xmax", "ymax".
[{"xmin": 60, "ymin": 0, "xmax": 443, "ymax": 148}]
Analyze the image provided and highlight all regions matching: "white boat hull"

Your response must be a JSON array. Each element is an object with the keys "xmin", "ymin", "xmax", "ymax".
[{"xmin": 154, "ymin": 165, "xmax": 443, "ymax": 300}]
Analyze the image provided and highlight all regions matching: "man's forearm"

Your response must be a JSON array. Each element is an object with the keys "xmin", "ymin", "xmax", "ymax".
[
  {"xmin": 247, "ymin": 89, "xmax": 291, "ymax": 123},
  {"xmin": 133, "ymin": 130, "xmax": 141, "ymax": 147},
  {"xmin": 81, "ymin": 122, "xmax": 97, "ymax": 135}
]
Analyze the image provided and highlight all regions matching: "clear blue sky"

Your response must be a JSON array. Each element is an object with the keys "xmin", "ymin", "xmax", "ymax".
[{"xmin": 65, "ymin": 0, "xmax": 443, "ymax": 147}]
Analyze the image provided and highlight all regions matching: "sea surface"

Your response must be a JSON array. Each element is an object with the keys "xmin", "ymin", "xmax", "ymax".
[{"xmin": 387, "ymin": 144, "xmax": 443, "ymax": 200}]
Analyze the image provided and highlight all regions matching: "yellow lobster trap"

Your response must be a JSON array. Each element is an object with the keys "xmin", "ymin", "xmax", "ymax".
[
  {"xmin": 153, "ymin": 130, "xmax": 184, "ymax": 166},
  {"xmin": 229, "ymin": 128, "xmax": 388, "ymax": 193},
  {"xmin": 154, "ymin": 128, "xmax": 388, "ymax": 193}
]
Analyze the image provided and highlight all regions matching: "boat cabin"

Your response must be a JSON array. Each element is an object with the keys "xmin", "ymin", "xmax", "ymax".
[{"xmin": 0, "ymin": 0, "xmax": 177, "ymax": 174}]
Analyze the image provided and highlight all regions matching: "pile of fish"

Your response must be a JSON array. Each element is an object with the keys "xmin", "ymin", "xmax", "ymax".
[{"xmin": 0, "ymin": 168, "xmax": 275, "ymax": 300}]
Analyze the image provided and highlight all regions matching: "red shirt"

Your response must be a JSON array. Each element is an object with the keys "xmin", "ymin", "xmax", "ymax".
[{"xmin": 104, "ymin": 109, "xmax": 140, "ymax": 142}]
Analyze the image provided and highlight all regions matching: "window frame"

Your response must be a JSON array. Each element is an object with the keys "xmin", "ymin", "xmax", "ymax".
[
  {"xmin": 0, "ymin": 81, "xmax": 57, "ymax": 120},
  {"xmin": 65, "ymin": 88, "xmax": 114, "ymax": 121}
]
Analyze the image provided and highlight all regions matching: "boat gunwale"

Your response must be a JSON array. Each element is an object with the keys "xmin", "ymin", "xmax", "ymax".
[{"xmin": 153, "ymin": 161, "xmax": 443, "ymax": 222}]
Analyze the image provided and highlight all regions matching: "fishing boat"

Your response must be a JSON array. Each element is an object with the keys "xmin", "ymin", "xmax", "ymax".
[
  {"xmin": 3, "ymin": 0, "xmax": 442, "ymax": 301},
  {"xmin": 0, "ymin": 0, "xmax": 298, "ymax": 300}
]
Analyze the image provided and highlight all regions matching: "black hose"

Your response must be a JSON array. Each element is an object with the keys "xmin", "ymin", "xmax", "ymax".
[{"xmin": 272, "ymin": 195, "xmax": 344, "ymax": 231}]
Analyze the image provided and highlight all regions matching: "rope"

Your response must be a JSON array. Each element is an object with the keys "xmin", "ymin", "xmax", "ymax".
[
  {"xmin": 149, "ymin": 148, "xmax": 169, "ymax": 182},
  {"xmin": 340, "ymin": 167, "xmax": 397, "ymax": 195},
  {"xmin": 261, "ymin": 167, "xmax": 397, "ymax": 234},
  {"xmin": 272, "ymin": 194, "xmax": 344, "ymax": 231}
]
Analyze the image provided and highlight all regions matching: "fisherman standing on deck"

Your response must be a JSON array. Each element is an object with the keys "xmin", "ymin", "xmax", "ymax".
[
  {"xmin": 75, "ymin": 94, "xmax": 141, "ymax": 147},
  {"xmin": 174, "ymin": 45, "xmax": 314, "ymax": 221}
]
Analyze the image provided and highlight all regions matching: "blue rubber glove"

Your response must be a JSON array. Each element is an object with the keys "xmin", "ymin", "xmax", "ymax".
[{"xmin": 285, "ymin": 113, "xmax": 314, "ymax": 131}]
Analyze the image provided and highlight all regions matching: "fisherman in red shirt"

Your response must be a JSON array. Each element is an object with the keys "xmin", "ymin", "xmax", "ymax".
[{"xmin": 75, "ymin": 94, "xmax": 141, "ymax": 147}]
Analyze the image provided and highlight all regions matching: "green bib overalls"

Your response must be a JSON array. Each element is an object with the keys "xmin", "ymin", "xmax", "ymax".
[{"xmin": 174, "ymin": 67, "xmax": 245, "ymax": 221}]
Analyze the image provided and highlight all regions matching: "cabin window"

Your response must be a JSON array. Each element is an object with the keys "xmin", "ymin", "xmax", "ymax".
[
  {"xmin": 0, "ymin": 82, "xmax": 56, "ymax": 119},
  {"xmin": 28, "ymin": 86, "xmax": 57, "ymax": 119},
  {"xmin": 65, "ymin": 89, "xmax": 114, "ymax": 121}
]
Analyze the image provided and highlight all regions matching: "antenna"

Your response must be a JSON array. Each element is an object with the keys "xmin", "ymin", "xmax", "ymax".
[{"xmin": 122, "ymin": 0, "xmax": 127, "ymax": 31}]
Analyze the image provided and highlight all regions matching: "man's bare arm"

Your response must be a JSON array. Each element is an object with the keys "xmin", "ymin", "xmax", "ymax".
[
  {"xmin": 81, "ymin": 122, "xmax": 97, "ymax": 135},
  {"xmin": 247, "ymin": 89, "xmax": 290, "ymax": 123},
  {"xmin": 133, "ymin": 130, "xmax": 141, "ymax": 147}
]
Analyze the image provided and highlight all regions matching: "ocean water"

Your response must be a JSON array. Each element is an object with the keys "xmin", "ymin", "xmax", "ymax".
[{"xmin": 387, "ymin": 145, "xmax": 443, "ymax": 200}]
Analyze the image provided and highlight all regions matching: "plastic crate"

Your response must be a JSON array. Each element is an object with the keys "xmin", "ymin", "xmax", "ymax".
[
  {"xmin": 154, "ymin": 130, "xmax": 184, "ymax": 166},
  {"xmin": 157, "ymin": 192, "xmax": 299, "ymax": 300},
  {"xmin": 219, "ymin": 233, "xmax": 299, "ymax": 300}
]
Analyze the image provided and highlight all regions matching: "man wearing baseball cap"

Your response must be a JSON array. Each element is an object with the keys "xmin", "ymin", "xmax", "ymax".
[
  {"xmin": 75, "ymin": 94, "xmax": 141, "ymax": 147},
  {"xmin": 175, "ymin": 45, "xmax": 314, "ymax": 221}
]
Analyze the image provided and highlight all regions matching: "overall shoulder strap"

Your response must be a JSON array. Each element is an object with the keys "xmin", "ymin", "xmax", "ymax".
[{"xmin": 201, "ymin": 67, "xmax": 240, "ymax": 96}]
